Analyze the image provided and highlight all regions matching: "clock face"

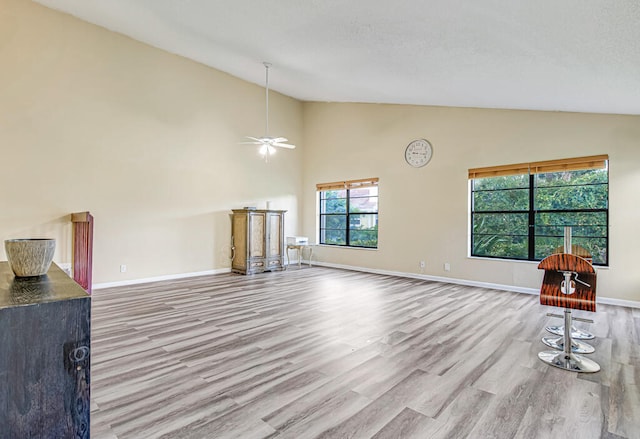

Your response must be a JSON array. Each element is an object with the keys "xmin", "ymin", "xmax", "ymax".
[{"xmin": 405, "ymin": 139, "xmax": 433, "ymax": 168}]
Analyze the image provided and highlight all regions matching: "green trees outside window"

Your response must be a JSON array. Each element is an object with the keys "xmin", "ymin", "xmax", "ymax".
[
  {"xmin": 319, "ymin": 186, "xmax": 378, "ymax": 248},
  {"xmin": 471, "ymin": 167, "xmax": 608, "ymax": 265}
]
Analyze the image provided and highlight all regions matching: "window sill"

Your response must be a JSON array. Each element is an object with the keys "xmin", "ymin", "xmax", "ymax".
[
  {"xmin": 317, "ymin": 244, "xmax": 378, "ymax": 251},
  {"xmin": 467, "ymin": 255, "xmax": 609, "ymax": 269}
]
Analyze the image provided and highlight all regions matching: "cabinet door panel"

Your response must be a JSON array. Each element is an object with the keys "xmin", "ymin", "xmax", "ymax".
[
  {"xmin": 249, "ymin": 214, "xmax": 265, "ymax": 258},
  {"xmin": 267, "ymin": 213, "xmax": 282, "ymax": 257},
  {"xmin": 232, "ymin": 215, "xmax": 247, "ymax": 268},
  {"xmin": 0, "ymin": 297, "xmax": 91, "ymax": 438}
]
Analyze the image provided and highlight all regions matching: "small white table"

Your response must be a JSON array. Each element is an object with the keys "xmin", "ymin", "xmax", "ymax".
[{"xmin": 286, "ymin": 244, "xmax": 315, "ymax": 268}]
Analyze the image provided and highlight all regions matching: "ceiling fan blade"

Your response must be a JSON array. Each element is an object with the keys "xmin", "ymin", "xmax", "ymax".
[
  {"xmin": 272, "ymin": 137, "xmax": 288, "ymax": 143},
  {"xmin": 245, "ymin": 136, "xmax": 264, "ymax": 142},
  {"xmin": 239, "ymin": 141, "xmax": 262, "ymax": 145},
  {"xmin": 273, "ymin": 143, "xmax": 296, "ymax": 149}
]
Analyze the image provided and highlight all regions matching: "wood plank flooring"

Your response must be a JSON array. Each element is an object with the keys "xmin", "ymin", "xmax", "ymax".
[{"xmin": 90, "ymin": 267, "xmax": 640, "ymax": 438}]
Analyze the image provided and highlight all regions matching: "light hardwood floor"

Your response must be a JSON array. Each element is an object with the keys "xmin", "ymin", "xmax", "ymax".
[{"xmin": 90, "ymin": 267, "xmax": 640, "ymax": 438}]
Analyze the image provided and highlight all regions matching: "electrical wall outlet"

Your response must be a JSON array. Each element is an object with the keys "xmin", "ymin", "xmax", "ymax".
[
  {"xmin": 419, "ymin": 260, "xmax": 426, "ymax": 269},
  {"xmin": 120, "ymin": 264, "xmax": 127, "ymax": 273},
  {"xmin": 444, "ymin": 262, "xmax": 451, "ymax": 272}
]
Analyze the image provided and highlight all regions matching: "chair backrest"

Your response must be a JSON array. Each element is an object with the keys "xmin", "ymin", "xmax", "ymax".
[
  {"xmin": 538, "ymin": 253, "xmax": 595, "ymax": 274},
  {"xmin": 538, "ymin": 252, "xmax": 596, "ymax": 312},
  {"xmin": 552, "ymin": 244, "xmax": 592, "ymax": 263}
]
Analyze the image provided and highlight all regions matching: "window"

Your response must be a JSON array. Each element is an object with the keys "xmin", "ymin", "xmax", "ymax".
[
  {"xmin": 469, "ymin": 155, "xmax": 609, "ymax": 265},
  {"xmin": 317, "ymin": 178, "xmax": 379, "ymax": 248}
]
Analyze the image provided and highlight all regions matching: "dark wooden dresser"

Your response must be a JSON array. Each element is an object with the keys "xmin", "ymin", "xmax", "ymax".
[{"xmin": 0, "ymin": 262, "xmax": 91, "ymax": 438}]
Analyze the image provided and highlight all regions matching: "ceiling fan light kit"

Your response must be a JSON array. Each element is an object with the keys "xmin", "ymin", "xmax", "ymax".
[{"xmin": 241, "ymin": 62, "xmax": 296, "ymax": 161}]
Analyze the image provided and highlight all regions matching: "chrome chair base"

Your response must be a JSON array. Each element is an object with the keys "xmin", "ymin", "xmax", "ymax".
[
  {"xmin": 538, "ymin": 350, "xmax": 600, "ymax": 373},
  {"xmin": 545, "ymin": 325, "xmax": 595, "ymax": 340},
  {"xmin": 539, "ymin": 305, "xmax": 599, "ymax": 373},
  {"xmin": 541, "ymin": 336, "xmax": 595, "ymax": 354}
]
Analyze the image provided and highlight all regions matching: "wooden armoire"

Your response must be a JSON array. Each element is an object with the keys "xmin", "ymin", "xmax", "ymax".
[{"xmin": 231, "ymin": 209, "xmax": 285, "ymax": 274}]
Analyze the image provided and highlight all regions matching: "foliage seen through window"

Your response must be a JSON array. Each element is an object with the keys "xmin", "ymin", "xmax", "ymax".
[
  {"xmin": 319, "ymin": 186, "xmax": 378, "ymax": 248},
  {"xmin": 471, "ymin": 168, "xmax": 608, "ymax": 265}
]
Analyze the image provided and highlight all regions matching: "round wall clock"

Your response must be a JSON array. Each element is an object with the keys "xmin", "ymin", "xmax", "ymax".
[{"xmin": 404, "ymin": 139, "xmax": 433, "ymax": 168}]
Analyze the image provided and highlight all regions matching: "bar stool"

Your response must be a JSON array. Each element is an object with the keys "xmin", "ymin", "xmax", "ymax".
[
  {"xmin": 537, "ymin": 252, "xmax": 600, "ymax": 373},
  {"xmin": 544, "ymin": 244, "xmax": 595, "ymax": 341}
]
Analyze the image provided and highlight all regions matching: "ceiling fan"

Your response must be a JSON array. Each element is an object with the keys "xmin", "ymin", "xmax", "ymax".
[{"xmin": 241, "ymin": 62, "xmax": 296, "ymax": 161}]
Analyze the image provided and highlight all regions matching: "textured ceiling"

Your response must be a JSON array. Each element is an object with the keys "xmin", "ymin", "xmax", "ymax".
[{"xmin": 34, "ymin": 0, "xmax": 640, "ymax": 115}]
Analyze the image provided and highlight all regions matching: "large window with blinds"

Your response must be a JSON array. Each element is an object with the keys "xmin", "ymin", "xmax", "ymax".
[
  {"xmin": 469, "ymin": 155, "xmax": 609, "ymax": 265},
  {"xmin": 317, "ymin": 178, "xmax": 379, "ymax": 248}
]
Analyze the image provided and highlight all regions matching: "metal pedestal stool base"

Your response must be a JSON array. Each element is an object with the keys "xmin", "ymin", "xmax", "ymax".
[
  {"xmin": 538, "ymin": 350, "xmax": 600, "ymax": 373},
  {"xmin": 539, "ymin": 308, "xmax": 600, "ymax": 373},
  {"xmin": 545, "ymin": 325, "xmax": 594, "ymax": 340},
  {"xmin": 541, "ymin": 336, "xmax": 595, "ymax": 354}
]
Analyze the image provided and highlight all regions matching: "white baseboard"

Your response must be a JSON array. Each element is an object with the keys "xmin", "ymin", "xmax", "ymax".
[
  {"xmin": 312, "ymin": 261, "xmax": 640, "ymax": 309},
  {"xmin": 90, "ymin": 261, "xmax": 640, "ymax": 309},
  {"xmin": 92, "ymin": 268, "xmax": 231, "ymax": 290},
  {"xmin": 597, "ymin": 296, "xmax": 640, "ymax": 309}
]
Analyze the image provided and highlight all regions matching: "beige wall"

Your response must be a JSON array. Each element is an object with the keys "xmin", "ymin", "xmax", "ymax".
[
  {"xmin": 302, "ymin": 103, "xmax": 640, "ymax": 302},
  {"xmin": 3, "ymin": 0, "xmax": 639, "ymax": 303},
  {"xmin": 0, "ymin": 0, "xmax": 304, "ymax": 283}
]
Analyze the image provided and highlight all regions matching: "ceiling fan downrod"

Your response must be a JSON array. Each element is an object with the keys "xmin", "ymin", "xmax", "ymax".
[{"xmin": 263, "ymin": 61, "xmax": 271, "ymax": 137}]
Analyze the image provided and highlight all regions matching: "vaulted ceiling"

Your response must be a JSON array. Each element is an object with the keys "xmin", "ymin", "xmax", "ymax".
[{"xmin": 35, "ymin": 0, "xmax": 640, "ymax": 115}]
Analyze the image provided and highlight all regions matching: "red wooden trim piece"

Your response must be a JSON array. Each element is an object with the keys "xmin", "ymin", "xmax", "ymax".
[{"xmin": 72, "ymin": 212, "xmax": 94, "ymax": 294}]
